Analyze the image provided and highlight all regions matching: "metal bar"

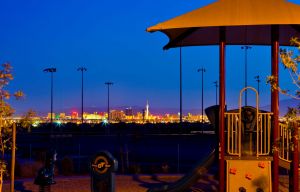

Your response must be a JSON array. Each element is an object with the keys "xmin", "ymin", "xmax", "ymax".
[
  {"xmin": 256, "ymin": 88, "xmax": 259, "ymax": 156},
  {"xmin": 260, "ymin": 114, "xmax": 262, "ymax": 155},
  {"xmin": 81, "ymin": 70, "xmax": 84, "ymax": 124},
  {"xmin": 264, "ymin": 114, "xmax": 266, "ymax": 153},
  {"xmin": 225, "ymin": 113, "xmax": 241, "ymax": 156},
  {"xmin": 271, "ymin": 25, "xmax": 279, "ymax": 192},
  {"xmin": 226, "ymin": 114, "xmax": 229, "ymax": 154},
  {"xmin": 260, "ymin": 114, "xmax": 263, "ymax": 154},
  {"xmin": 268, "ymin": 115, "xmax": 271, "ymax": 154},
  {"xmin": 219, "ymin": 26, "xmax": 226, "ymax": 192},
  {"xmin": 236, "ymin": 114, "xmax": 238, "ymax": 154},
  {"xmin": 231, "ymin": 115, "xmax": 233, "ymax": 154},
  {"xmin": 105, "ymin": 82, "xmax": 113, "ymax": 122},
  {"xmin": 51, "ymin": 72, "xmax": 53, "ymax": 124},
  {"xmin": 180, "ymin": 47, "xmax": 182, "ymax": 124},
  {"xmin": 280, "ymin": 124, "xmax": 283, "ymax": 159}
]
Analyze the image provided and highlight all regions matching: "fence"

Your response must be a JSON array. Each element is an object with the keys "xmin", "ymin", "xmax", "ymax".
[{"xmin": 225, "ymin": 112, "xmax": 272, "ymax": 157}]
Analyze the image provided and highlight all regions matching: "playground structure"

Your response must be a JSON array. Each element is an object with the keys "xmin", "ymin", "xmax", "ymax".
[
  {"xmin": 225, "ymin": 87, "xmax": 273, "ymax": 191},
  {"xmin": 147, "ymin": 0, "xmax": 300, "ymax": 191},
  {"xmin": 146, "ymin": 89, "xmax": 298, "ymax": 191}
]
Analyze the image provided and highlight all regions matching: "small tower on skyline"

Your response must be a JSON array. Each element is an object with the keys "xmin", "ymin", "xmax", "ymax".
[{"xmin": 145, "ymin": 100, "xmax": 149, "ymax": 120}]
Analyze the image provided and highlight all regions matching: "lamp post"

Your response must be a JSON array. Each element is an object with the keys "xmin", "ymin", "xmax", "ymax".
[
  {"xmin": 254, "ymin": 75, "xmax": 260, "ymax": 95},
  {"xmin": 213, "ymin": 81, "xmax": 218, "ymax": 105},
  {"xmin": 179, "ymin": 47, "xmax": 183, "ymax": 124},
  {"xmin": 43, "ymin": 68, "xmax": 56, "ymax": 125},
  {"xmin": 197, "ymin": 67, "xmax": 206, "ymax": 129},
  {"xmin": 241, "ymin": 45, "xmax": 252, "ymax": 106},
  {"xmin": 77, "ymin": 67, "xmax": 87, "ymax": 124},
  {"xmin": 105, "ymin": 82, "xmax": 113, "ymax": 122}
]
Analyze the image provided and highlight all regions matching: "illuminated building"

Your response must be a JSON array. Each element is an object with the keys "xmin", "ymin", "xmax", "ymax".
[
  {"xmin": 125, "ymin": 107, "xmax": 134, "ymax": 122},
  {"xmin": 59, "ymin": 113, "xmax": 66, "ymax": 119},
  {"xmin": 71, "ymin": 111, "xmax": 79, "ymax": 119},
  {"xmin": 83, "ymin": 112, "xmax": 102, "ymax": 120},
  {"xmin": 125, "ymin": 107, "xmax": 133, "ymax": 116},
  {"xmin": 47, "ymin": 113, "xmax": 55, "ymax": 119},
  {"xmin": 41, "ymin": 110, "xmax": 209, "ymax": 124},
  {"xmin": 110, "ymin": 110, "xmax": 125, "ymax": 121},
  {"xmin": 145, "ymin": 100, "xmax": 149, "ymax": 120}
]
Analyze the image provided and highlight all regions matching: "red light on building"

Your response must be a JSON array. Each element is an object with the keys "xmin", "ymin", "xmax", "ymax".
[{"xmin": 71, "ymin": 111, "xmax": 79, "ymax": 119}]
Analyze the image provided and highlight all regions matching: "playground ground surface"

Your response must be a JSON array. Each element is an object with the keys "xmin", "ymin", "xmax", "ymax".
[{"xmin": 2, "ymin": 174, "xmax": 297, "ymax": 192}]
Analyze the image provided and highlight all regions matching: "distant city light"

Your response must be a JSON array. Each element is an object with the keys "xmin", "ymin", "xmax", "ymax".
[
  {"xmin": 102, "ymin": 119, "xmax": 109, "ymax": 126},
  {"xmin": 55, "ymin": 121, "xmax": 62, "ymax": 126},
  {"xmin": 32, "ymin": 121, "xmax": 40, "ymax": 127},
  {"xmin": 12, "ymin": 106, "xmax": 211, "ymax": 125}
]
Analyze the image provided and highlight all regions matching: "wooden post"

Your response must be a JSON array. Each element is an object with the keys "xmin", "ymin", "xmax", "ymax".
[
  {"xmin": 219, "ymin": 26, "xmax": 226, "ymax": 192},
  {"xmin": 271, "ymin": 25, "xmax": 279, "ymax": 192},
  {"xmin": 10, "ymin": 123, "xmax": 16, "ymax": 192}
]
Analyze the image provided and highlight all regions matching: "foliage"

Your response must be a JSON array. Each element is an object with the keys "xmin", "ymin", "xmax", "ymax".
[
  {"xmin": 267, "ymin": 37, "xmax": 300, "ymax": 100},
  {"xmin": 284, "ymin": 107, "xmax": 298, "ymax": 120},
  {"xmin": 0, "ymin": 62, "xmax": 23, "ymax": 192},
  {"xmin": 20, "ymin": 109, "xmax": 37, "ymax": 132},
  {"xmin": 267, "ymin": 37, "xmax": 300, "ymax": 120}
]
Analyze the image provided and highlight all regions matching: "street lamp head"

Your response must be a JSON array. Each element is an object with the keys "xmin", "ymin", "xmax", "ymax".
[
  {"xmin": 77, "ymin": 67, "xmax": 87, "ymax": 72},
  {"xmin": 43, "ymin": 68, "xmax": 56, "ymax": 73},
  {"xmin": 254, "ymin": 75, "xmax": 261, "ymax": 82},
  {"xmin": 197, "ymin": 68, "xmax": 206, "ymax": 72},
  {"xmin": 241, "ymin": 45, "xmax": 252, "ymax": 49},
  {"xmin": 105, "ymin": 82, "xmax": 113, "ymax": 86},
  {"xmin": 213, "ymin": 81, "xmax": 218, "ymax": 86}
]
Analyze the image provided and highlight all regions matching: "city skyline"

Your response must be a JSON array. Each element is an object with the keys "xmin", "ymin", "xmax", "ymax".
[
  {"xmin": 1, "ymin": 0, "xmax": 300, "ymax": 116},
  {"xmin": 17, "ymin": 97, "xmax": 298, "ymax": 118}
]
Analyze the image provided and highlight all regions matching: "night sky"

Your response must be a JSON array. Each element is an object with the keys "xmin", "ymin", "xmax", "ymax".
[{"xmin": 1, "ymin": 0, "xmax": 300, "ymax": 115}]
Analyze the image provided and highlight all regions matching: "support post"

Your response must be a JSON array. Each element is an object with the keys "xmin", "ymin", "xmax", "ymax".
[
  {"xmin": 179, "ymin": 47, "xmax": 182, "ymax": 124},
  {"xmin": 219, "ymin": 26, "xmax": 226, "ymax": 192},
  {"xmin": 271, "ymin": 25, "xmax": 279, "ymax": 192},
  {"xmin": 51, "ymin": 72, "xmax": 53, "ymax": 124}
]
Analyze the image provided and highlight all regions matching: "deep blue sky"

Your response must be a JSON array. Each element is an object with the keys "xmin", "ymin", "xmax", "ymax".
[{"xmin": 0, "ymin": 0, "xmax": 300, "ymax": 115}]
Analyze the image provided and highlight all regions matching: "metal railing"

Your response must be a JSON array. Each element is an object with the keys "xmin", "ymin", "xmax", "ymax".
[
  {"xmin": 225, "ymin": 87, "xmax": 272, "ymax": 157},
  {"xmin": 225, "ymin": 112, "xmax": 240, "ymax": 156},
  {"xmin": 225, "ymin": 112, "xmax": 272, "ymax": 157},
  {"xmin": 279, "ymin": 123, "xmax": 292, "ymax": 162},
  {"xmin": 257, "ymin": 113, "xmax": 272, "ymax": 156}
]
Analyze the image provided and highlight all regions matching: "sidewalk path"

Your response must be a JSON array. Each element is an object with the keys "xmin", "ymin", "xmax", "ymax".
[
  {"xmin": 3, "ymin": 174, "xmax": 216, "ymax": 192},
  {"xmin": 3, "ymin": 174, "xmax": 297, "ymax": 192}
]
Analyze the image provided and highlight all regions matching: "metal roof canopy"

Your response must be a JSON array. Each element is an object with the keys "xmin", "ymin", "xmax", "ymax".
[{"xmin": 147, "ymin": 0, "xmax": 300, "ymax": 49}]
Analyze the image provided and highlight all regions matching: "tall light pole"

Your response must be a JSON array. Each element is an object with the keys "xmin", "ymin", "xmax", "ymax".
[
  {"xmin": 197, "ymin": 67, "xmax": 206, "ymax": 128},
  {"xmin": 254, "ymin": 75, "xmax": 261, "ymax": 95},
  {"xmin": 43, "ymin": 68, "xmax": 56, "ymax": 125},
  {"xmin": 179, "ymin": 47, "xmax": 183, "ymax": 124},
  {"xmin": 105, "ymin": 82, "xmax": 113, "ymax": 122},
  {"xmin": 241, "ymin": 45, "xmax": 252, "ymax": 106},
  {"xmin": 77, "ymin": 67, "xmax": 87, "ymax": 124},
  {"xmin": 213, "ymin": 81, "xmax": 218, "ymax": 105}
]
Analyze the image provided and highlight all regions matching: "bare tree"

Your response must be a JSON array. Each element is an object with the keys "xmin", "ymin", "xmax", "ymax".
[
  {"xmin": 267, "ymin": 37, "xmax": 300, "ymax": 119},
  {"xmin": 268, "ymin": 37, "xmax": 300, "ymax": 99}
]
